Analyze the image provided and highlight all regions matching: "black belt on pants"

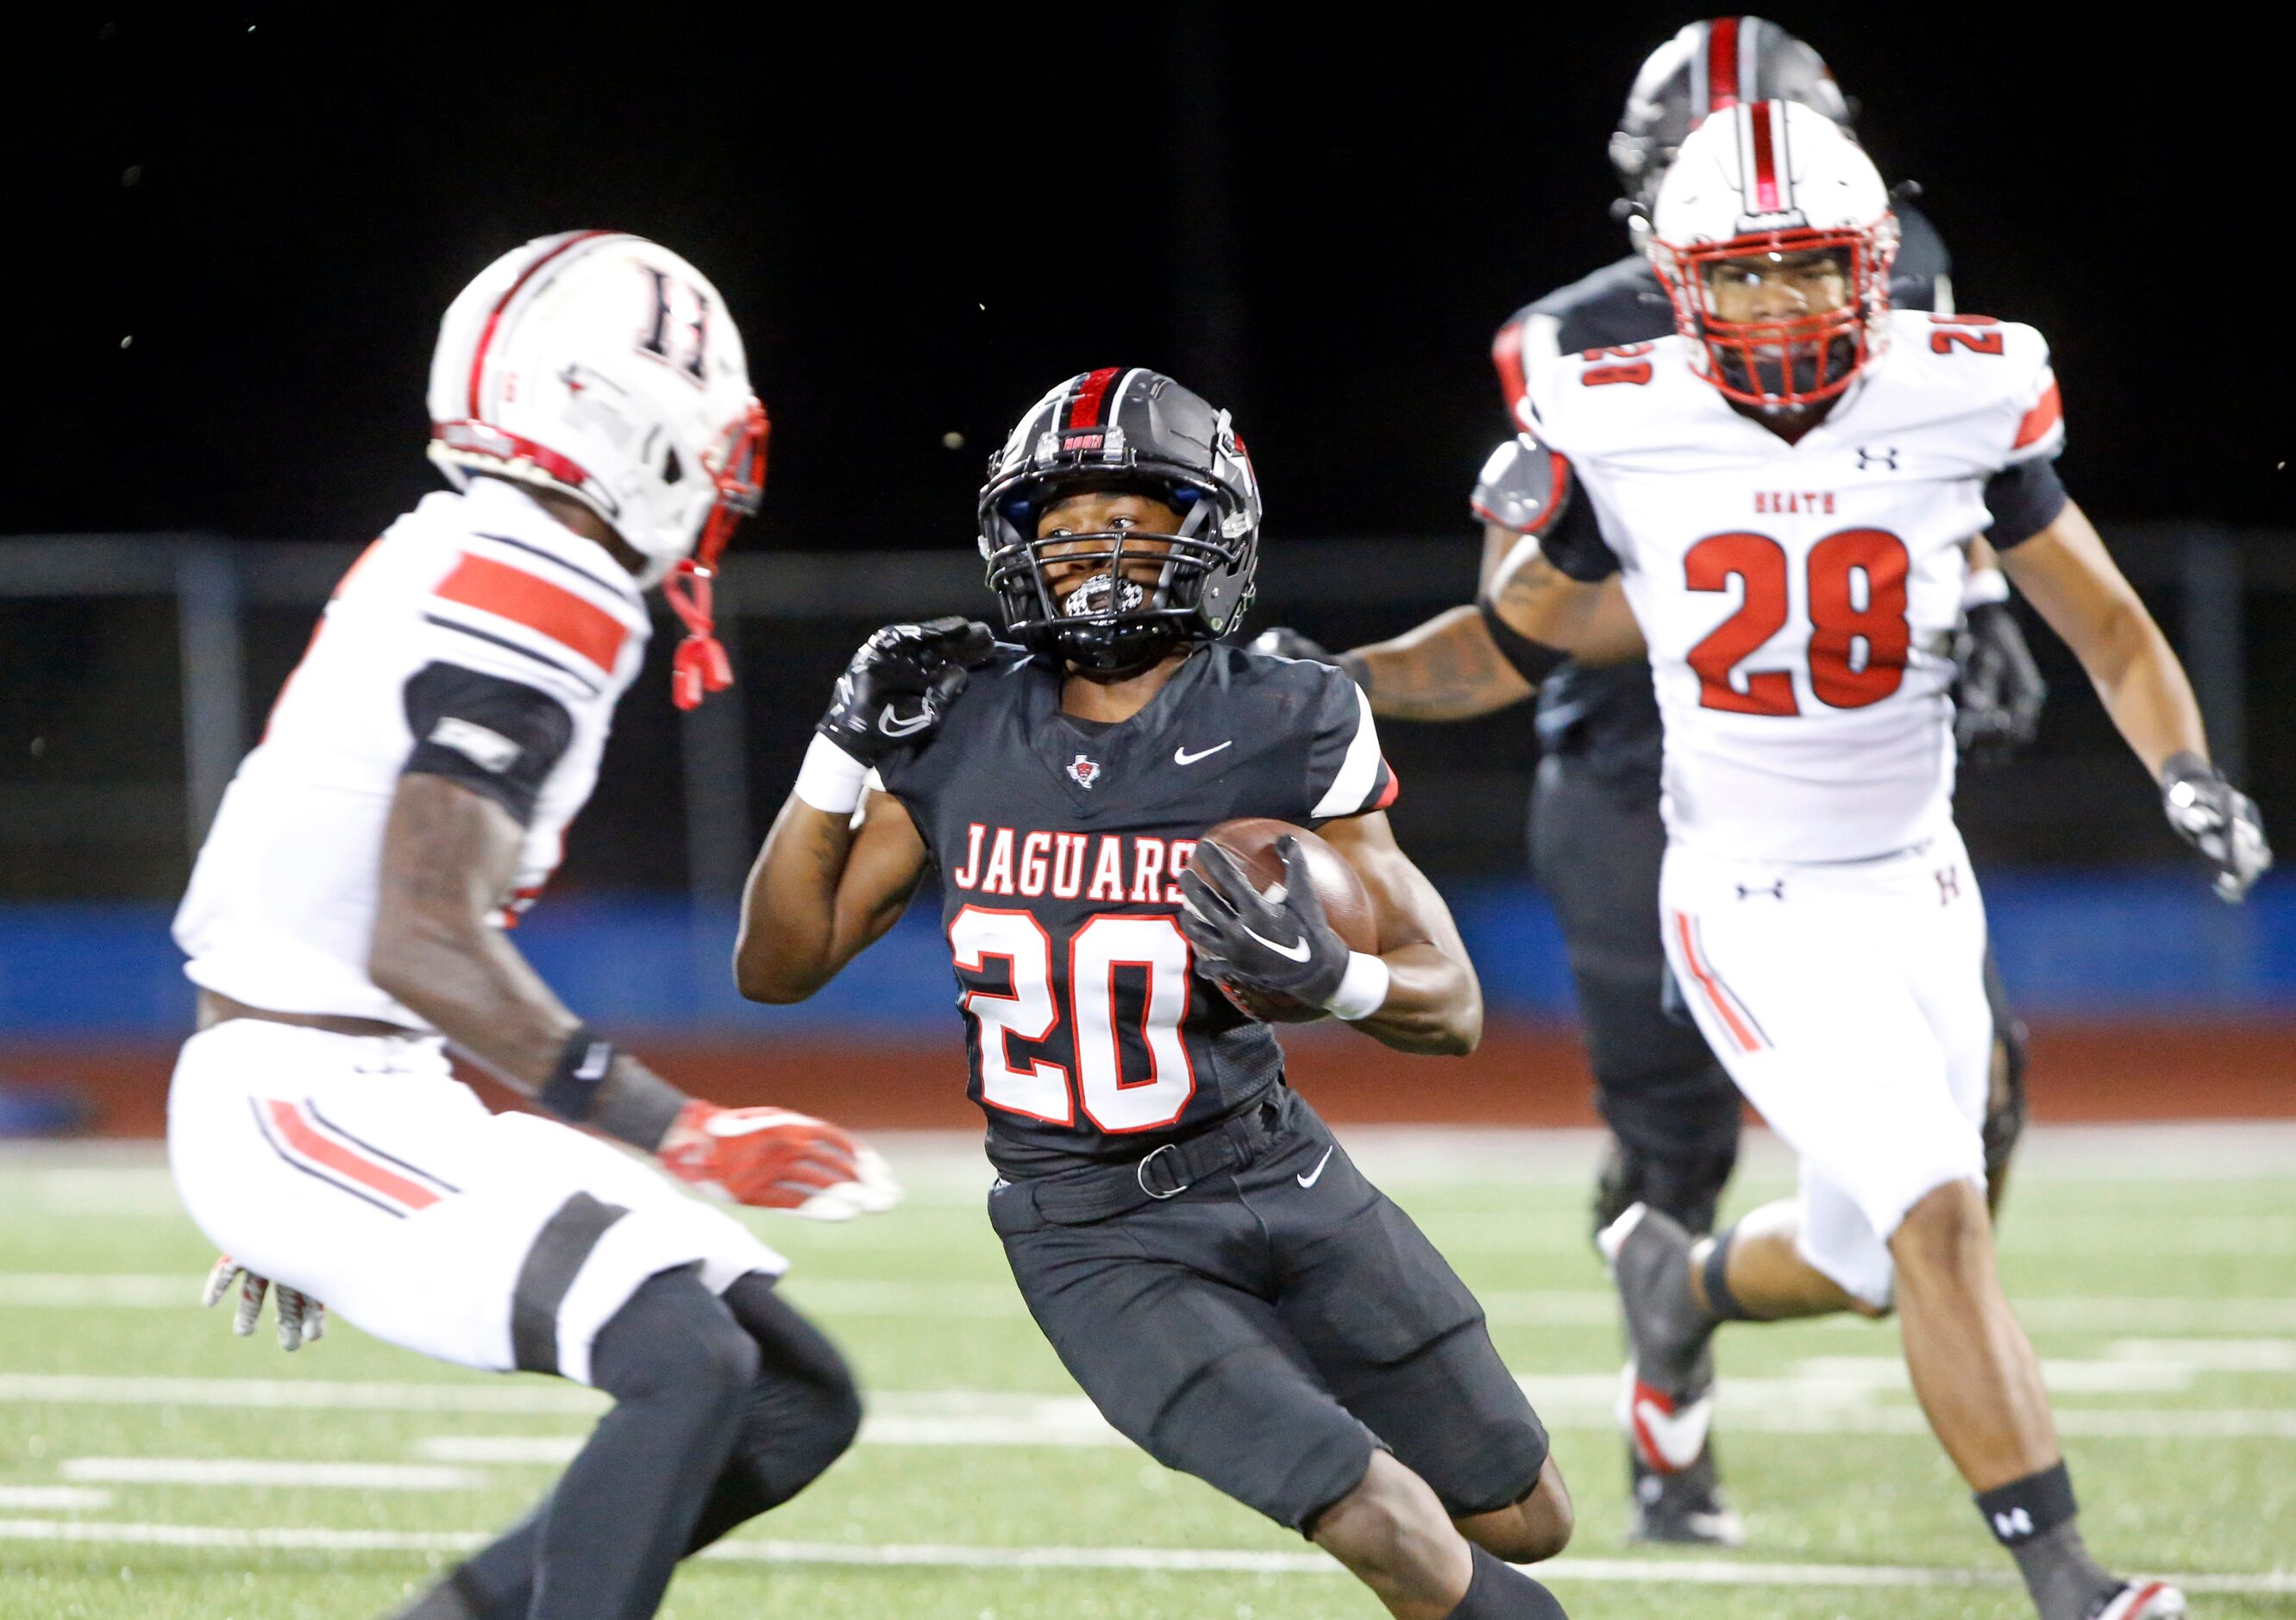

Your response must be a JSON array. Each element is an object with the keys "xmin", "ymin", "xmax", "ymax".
[{"xmin": 1015, "ymin": 1092, "xmax": 1294, "ymax": 1226}]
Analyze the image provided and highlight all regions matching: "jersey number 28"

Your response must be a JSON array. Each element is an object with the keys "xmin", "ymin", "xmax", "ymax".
[
  {"xmin": 1685, "ymin": 528, "xmax": 1910, "ymax": 715},
  {"xmin": 951, "ymin": 907, "xmax": 1195, "ymax": 1133}
]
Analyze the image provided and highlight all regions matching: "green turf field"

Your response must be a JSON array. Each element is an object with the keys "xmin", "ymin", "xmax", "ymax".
[{"xmin": 2, "ymin": 1126, "xmax": 2291, "ymax": 1619}]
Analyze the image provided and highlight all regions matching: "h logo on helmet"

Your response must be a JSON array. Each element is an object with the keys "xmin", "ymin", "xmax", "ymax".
[{"xmin": 636, "ymin": 266, "xmax": 711, "ymax": 386}]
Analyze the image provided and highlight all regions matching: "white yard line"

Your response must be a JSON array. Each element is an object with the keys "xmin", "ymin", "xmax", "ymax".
[
  {"xmin": 59, "ymin": 1458, "xmax": 485, "ymax": 1491},
  {"xmin": 0, "ymin": 1373, "xmax": 603, "ymax": 1415},
  {"xmin": 18, "ymin": 1274, "xmax": 2296, "ymax": 1336},
  {"xmin": 0, "ymin": 1517, "xmax": 2286, "ymax": 1592},
  {"xmin": 0, "ymin": 1487, "xmax": 110, "ymax": 1510},
  {"xmin": 11, "ymin": 1369, "xmax": 2296, "ymax": 1443}
]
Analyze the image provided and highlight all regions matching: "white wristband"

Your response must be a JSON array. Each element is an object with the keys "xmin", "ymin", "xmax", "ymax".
[
  {"xmin": 794, "ymin": 733, "xmax": 870, "ymax": 814},
  {"xmin": 1961, "ymin": 566, "xmax": 2011, "ymax": 610},
  {"xmin": 1324, "ymin": 951, "xmax": 1392, "ymax": 1022}
]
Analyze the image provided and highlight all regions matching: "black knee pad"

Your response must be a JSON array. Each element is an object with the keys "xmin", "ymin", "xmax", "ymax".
[{"xmin": 1590, "ymin": 1138, "xmax": 1738, "ymax": 1240}]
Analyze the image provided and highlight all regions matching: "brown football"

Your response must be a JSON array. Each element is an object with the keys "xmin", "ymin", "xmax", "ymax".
[{"xmin": 1197, "ymin": 818, "xmax": 1378, "ymax": 1023}]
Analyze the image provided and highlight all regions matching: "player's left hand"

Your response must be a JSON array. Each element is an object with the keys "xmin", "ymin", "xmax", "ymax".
[
  {"xmin": 202, "ymin": 1255, "xmax": 325, "ymax": 1352},
  {"xmin": 1176, "ymin": 837, "xmax": 1350, "ymax": 1010},
  {"xmin": 1952, "ymin": 601, "xmax": 2047, "ymax": 759},
  {"xmin": 2160, "ymin": 752, "xmax": 2273, "ymax": 902},
  {"xmin": 658, "ymin": 1102, "xmax": 901, "ymax": 1220},
  {"xmin": 1250, "ymin": 627, "xmax": 1333, "ymax": 664}
]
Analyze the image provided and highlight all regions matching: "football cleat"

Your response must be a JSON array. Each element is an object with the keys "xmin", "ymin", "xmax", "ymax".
[
  {"xmin": 1599, "ymin": 1202, "xmax": 1719, "ymax": 1477},
  {"xmin": 2091, "ymin": 1580, "xmax": 2187, "ymax": 1620},
  {"xmin": 1628, "ymin": 1450, "xmax": 1745, "ymax": 1548}
]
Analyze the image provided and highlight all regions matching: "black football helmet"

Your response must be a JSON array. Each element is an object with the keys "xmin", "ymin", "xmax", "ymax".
[
  {"xmin": 978, "ymin": 368, "xmax": 1262, "ymax": 673},
  {"xmin": 1609, "ymin": 16, "xmax": 1852, "ymax": 217}
]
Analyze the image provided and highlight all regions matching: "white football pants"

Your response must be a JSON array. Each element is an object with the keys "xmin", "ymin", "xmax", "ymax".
[
  {"xmin": 1659, "ymin": 824, "xmax": 1992, "ymax": 1307},
  {"xmin": 168, "ymin": 1019, "xmax": 784, "ymax": 1386}
]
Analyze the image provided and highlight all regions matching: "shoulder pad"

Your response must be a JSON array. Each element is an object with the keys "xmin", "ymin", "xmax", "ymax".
[
  {"xmin": 1894, "ymin": 313, "xmax": 2062, "ymax": 466},
  {"xmin": 1470, "ymin": 436, "xmax": 1565, "ymax": 535}
]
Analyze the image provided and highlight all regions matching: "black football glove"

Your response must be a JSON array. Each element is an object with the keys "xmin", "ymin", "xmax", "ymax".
[
  {"xmin": 1952, "ymin": 601, "xmax": 2047, "ymax": 760},
  {"xmin": 1250, "ymin": 627, "xmax": 1332, "ymax": 663},
  {"xmin": 817, "ymin": 618, "xmax": 997, "ymax": 768},
  {"xmin": 2160, "ymin": 751, "xmax": 2273, "ymax": 903},
  {"xmin": 1249, "ymin": 627, "xmax": 1370, "ymax": 691},
  {"xmin": 1176, "ymin": 838, "xmax": 1350, "ymax": 1010}
]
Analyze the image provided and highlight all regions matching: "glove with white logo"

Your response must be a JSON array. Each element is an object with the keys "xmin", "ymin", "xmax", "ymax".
[
  {"xmin": 817, "ymin": 618, "xmax": 998, "ymax": 769},
  {"xmin": 202, "ymin": 1255, "xmax": 324, "ymax": 1352},
  {"xmin": 2161, "ymin": 752, "xmax": 2273, "ymax": 902},
  {"xmin": 658, "ymin": 1102, "xmax": 901, "ymax": 1221},
  {"xmin": 1176, "ymin": 838, "xmax": 1351, "ymax": 1011},
  {"xmin": 1952, "ymin": 601, "xmax": 2047, "ymax": 759}
]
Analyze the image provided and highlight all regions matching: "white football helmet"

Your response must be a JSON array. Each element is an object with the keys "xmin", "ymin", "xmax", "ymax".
[
  {"xmin": 427, "ymin": 231, "xmax": 768, "ymax": 704},
  {"xmin": 1647, "ymin": 99, "xmax": 1897, "ymax": 409}
]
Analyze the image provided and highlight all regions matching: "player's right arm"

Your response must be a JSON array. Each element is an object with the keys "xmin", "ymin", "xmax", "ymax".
[
  {"xmin": 735, "ymin": 617, "xmax": 996, "ymax": 1003},
  {"xmin": 737, "ymin": 789, "xmax": 929, "ymax": 1003}
]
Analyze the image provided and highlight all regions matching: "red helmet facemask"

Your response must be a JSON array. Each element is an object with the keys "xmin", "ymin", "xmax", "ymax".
[
  {"xmin": 663, "ymin": 396, "xmax": 769, "ymax": 711},
  {"xmin": 1653, "ymin": 221, "xmax": 1896, "ymax": 410}
]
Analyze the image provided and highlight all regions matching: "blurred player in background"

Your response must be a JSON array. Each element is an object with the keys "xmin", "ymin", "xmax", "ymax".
[
  {"xmin": 1258, "ymin": 16, "xmax": 2045, "ymax": 1545},
  {"xmin": 1372, "ymin": 102, "xmax": 2265, "ymax": 1620},
  {"xmin": 169, "ymin": 232, "xmax": 896, "ymax": 1620},
  {"xmin": 738, "ymin": 369, "xmax": 1576, "ymax": 1620}
]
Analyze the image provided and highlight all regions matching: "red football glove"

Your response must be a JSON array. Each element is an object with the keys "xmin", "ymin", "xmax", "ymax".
[{"xmin": 657, "ymin": 1102, "xmax": 900, "ymax": 1220}]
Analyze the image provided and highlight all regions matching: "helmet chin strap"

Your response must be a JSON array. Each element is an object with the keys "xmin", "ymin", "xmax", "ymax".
[{"xmin": 662, "ymin": 559, "xmax": 732, "ymax": 711}]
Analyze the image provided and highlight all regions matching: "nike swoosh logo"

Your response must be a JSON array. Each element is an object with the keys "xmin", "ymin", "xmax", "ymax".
[
  {"xmin": 1296, "ymin": 1146, "xmax": 1335, "ymax": 1189},
  {"xmin": 878, "ymin": 708, "xmax": 933, "ymax": 737},
  {"xmin": 1174, "ymin": 741, "xmax": 1233, "ymax": 765},
  {"xmin": 1240, "ymin": 925, "xmax": 1312, "ymax": 963},
  {"xmin": 574, "ymin": 1042, "xmax": 612, "ymax": 1082},
  {"xmin": 1618, "ymin": 1373, "xmax": 1713, "ymax": 1474}
]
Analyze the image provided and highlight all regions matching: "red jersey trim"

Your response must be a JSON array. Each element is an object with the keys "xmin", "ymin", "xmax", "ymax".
[
  {"xmin": 2012, "ymin": 378, "xmax": 2063, "ymax": 449},
  {"xmin": 436, "ymin": 554, "xmax": 630, "ymax": 674}
]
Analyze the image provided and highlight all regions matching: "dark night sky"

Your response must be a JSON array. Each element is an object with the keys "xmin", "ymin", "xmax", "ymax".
[
  {"xmin": 15, "ymin": 9, "xmax": 2289, "ymax": 550},
  {"xmin": 4, "ymin": 9, "xmax": 2289, "ymax": 898}
]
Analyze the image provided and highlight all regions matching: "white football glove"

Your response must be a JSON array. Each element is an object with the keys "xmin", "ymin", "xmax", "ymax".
[{"xmin": 203, "ymin": 1255, "xmax": 325, "ymax": 1352}]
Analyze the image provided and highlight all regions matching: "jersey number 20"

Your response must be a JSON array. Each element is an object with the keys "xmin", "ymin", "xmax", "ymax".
[
  {"xmin": 1684, "ymin": 528, "xmax": 1910, "ymax": 715},
  {"xmin": 951, "ymin": 907, "xmax": 1195, "ymax": 1133}
]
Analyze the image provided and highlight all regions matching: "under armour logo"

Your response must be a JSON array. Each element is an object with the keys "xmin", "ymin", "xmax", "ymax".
[
  {"xmin": 1936, "ymin": 866, "xmax": 1960, "ymax": 905},
  {"xmin": 1735, "ymin": 881, "xmax": 1785, "ymax": 902},
  {"xmin": 1856, "ymin": 445, "xmax": 1899, "ymax": 471},
  {"xmin": 1992, "ymin": 1507, "xmax": 2035, "ymax": 1542}
]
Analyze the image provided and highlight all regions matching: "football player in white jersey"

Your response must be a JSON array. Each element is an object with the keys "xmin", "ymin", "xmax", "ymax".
[
  {"xmin": 1354, "ymin": 104, "xmax": 2268, "ymax": 1620},
  {"xmin": 168, "ymin": 231, "xmax": 898, "ymax": 1620}
]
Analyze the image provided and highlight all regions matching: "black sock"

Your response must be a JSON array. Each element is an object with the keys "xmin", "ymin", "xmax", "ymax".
[
  {"xmin": 1700, "ymin": 1224, "xmax": 1757, "ymax": 1322},
  {"xmin": 1976, "ymin": 1462, "xmax": 2117, "ymax": 1620},
  {"xmin": 1444, "ymin": 1546, "xmax": 1569, "ymax": 1619}
]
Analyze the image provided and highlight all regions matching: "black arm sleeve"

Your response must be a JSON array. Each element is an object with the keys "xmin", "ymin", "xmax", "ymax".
[
  {"xmin": 1476, "ymin": 600, "xmax": 1570, "ymax": 686},
  {"xmin": 1535, "ymin": 485, "xmax": 1622, "ymax": 582},
  {"xmin": 1984, "ymin": 456, "xmax": 2069, "ymax": 550},
  {"xmin": 401, "ymin": 662, "xmax": 576, "ymax": 826}
]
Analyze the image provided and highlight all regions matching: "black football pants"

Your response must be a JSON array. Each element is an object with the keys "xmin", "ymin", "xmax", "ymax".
[{"xmin": 1528, "ymin": 757, "xmax": 1742, "ymax": 1238}]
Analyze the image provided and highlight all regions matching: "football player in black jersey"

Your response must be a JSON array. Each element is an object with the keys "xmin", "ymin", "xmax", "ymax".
[
  {"xmin": 739, "ymin": 368, "xmax": 1575, "ymax": 1620},
  {"xmin": 1258, "ymin": 16, "xmax": 2047, "ymax": 1547}
]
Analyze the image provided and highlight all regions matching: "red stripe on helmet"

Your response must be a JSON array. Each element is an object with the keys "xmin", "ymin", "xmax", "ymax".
[
  {"xmin": 1747, "ymin": 100, "xmax": 1781, "ymax": 211},
  {"xmin": 1065, "ymin": 367, "xmax": 1122, "ymax": 430},
  {"xmin": 466, "ymin": 230, "xmax": 619, "ymax": 418},
  {"xmin": 1706, "ymin": 16, "xmax": 1741, "ymax": 113}
]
